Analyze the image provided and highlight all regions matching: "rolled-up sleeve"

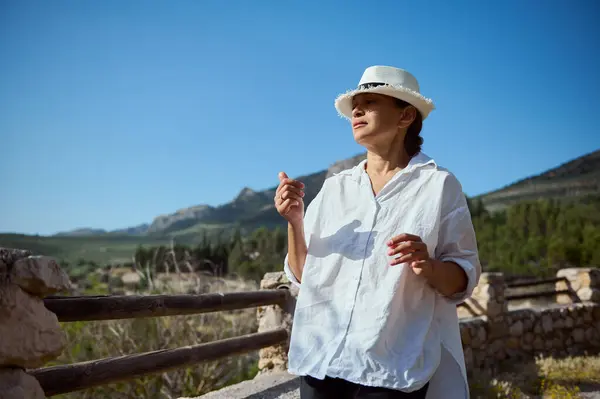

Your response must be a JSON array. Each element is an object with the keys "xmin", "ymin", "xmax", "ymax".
[
  {"xmin": 283, "ymin": 254, "xmax": 301, "ymax": 287},
  {"xmin": 434, "ymin": 173, "xmax": 482, "ymax": 304},
  {"xmin": 283, "ymin": 182, "xmax": 326, "ymax": 288}
]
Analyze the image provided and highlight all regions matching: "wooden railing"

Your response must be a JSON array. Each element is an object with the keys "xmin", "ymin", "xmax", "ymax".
[
  {"xmin": 505, "ymin": 276, "xmax": 571, "ymax": 301},
  {"xmin": 33, "ymin": 290, "xmax": 290, "ymax": 397},
  {"xmin": 456, "ymin": 274, "xmax": 575, "ymax": 316},
  {"xmin": 26, "ymin": 272, "xmax": 592, "ymax": 396}
]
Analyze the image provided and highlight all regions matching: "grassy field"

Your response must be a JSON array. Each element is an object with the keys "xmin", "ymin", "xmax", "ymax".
[
  {"xmin": 470, "ymin": 354, "xmax": 600, "ymax": 398},
  {"xmin": 0, "ymin": 221, "xmax": 238, "ymax": 266},
  {"xmin": 0, "ymin": 233, "xmax": 172, "ymax": 265}
]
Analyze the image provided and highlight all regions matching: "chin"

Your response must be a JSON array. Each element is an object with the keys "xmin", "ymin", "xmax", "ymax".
[{"xmin": 353, "ymin": 129, "xmax": 376, "ymax": 146}]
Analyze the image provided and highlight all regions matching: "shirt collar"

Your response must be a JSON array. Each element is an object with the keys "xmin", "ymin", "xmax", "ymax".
[{"xmin": 348, "ymin": 152, "xmax": 436, "ymax": 181}]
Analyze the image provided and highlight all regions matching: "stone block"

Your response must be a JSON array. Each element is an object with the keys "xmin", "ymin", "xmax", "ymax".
[
  {"xmin": 11, "ymin": 256, "xmax": 71, "ymax": 298},
  {"xmin": 0, "ymin": 368, "xmax": 45, "ymax": 399},
  {"xmin": 0, "ymin": 284, "xmax": 66, "ymax": 368},
  {"xmin": 0, "ymin": 249, "xmax": 32, "ymax": 268}
]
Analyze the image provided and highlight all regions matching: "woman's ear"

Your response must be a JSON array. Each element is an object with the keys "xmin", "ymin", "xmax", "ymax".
[{"xmin": 398, "ymin": 106, "xmax": 417, "ymax": 129}]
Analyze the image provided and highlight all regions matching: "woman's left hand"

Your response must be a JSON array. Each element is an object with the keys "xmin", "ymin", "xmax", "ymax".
[{"xmin": 387, "ymin": 233, "xmax": 434, "ymax": 276}]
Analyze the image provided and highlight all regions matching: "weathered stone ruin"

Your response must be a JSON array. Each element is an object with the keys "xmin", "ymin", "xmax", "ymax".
[{"xmin": 0, "ymin": 248, "xmax": 71, "ymax": 398}]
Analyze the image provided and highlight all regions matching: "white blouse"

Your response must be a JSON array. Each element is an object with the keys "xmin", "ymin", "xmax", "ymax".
[{"xmin": 283, "ymin": 152, "xmax": 481, "ymax": 399}]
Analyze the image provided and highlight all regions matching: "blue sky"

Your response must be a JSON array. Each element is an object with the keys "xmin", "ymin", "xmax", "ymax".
[{"xmin": 1, "ymin": 0, "xmax": 599, "ymax": 235}]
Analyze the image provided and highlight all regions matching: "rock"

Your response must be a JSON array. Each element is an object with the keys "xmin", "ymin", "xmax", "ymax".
[
  {"xmin": 0, "ymin": 249, "xmax": 32, "ymax": 269},
  {"xmin": 0, "ymin": 368, "xmax": 45, "ymax": 399},
  {"xmin": 260, "ymin": 272, "xmax": 290, "ymax": 290},
  {"xmin": 572, "ymin": 328, "xmax": 585, "ymax": 344},
  {"xmin": 594, "ymin": 306, "xmax": 600, "ymax": 320},
  {"xmin": 533, "ymin": 336, "xmax": 544, "ymax": 350},
  {"xmin": 565, "ymin": 316, "xmax": 574, "ymax": 328},
  {"xmin": 506, "ymin": 337, "xmax": 520, "ymax": 349},
  {"xmin": 578, "ymin": 287, "xmax": 600, "ymax": 302},
  {"xmin": 479, "ymin": 283, "xmax": 496, "ymax": 298},
  {"xmin": 541, "ymin": 314, "xmax": 553, "ymax": 333},
  {"xmin": 509, "ymin": 320, "xmax": 523, "ymax": 336},
  {"xmin": 460, "ymin": 326, "xmax": 471, "ymax": 346},
  {"xmin": 584, "ymin": 310, "xmax": 593, "ymax": 323},
  {"xmin": 120, "ymin": 272, "xmax": 141, "ymax": 287},
  {"xmin": 0, "ymin": 284, "xmax": 66, "ymax": 368},
  {"xmin": 583, "ymin": 268, "xmax": 600, "ymax": 287},
  {"xmin": 554, "ymin": 318, "xmax": 564, "ymax": 329},
  {"xmin": 479, "ymin": 273, "xmax": 504, "ymax": 285},
  {"xmin": 463, "ymin": 347, "xmax": 473, "ymax": 368},
  {"xmin": 0, "ymin": 262, "xmax": 7, "ymax": 285},
  {"xmin": 11, "ymin": 256, "xmax": 71, "ymax": 298},
  {"xmin": 585, "ymin": 327, "xmax": 597, "ymax": 341}
]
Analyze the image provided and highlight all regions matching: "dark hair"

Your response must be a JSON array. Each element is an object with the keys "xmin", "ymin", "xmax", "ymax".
[{"xmin": 395, "ymin": 99, "xmax": 423, "ymax": 157}]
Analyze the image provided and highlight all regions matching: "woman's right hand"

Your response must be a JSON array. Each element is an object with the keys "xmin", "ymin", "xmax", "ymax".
[{"xmin": 275, "ymin": 172, "xmax": 305, "ymax": 225}]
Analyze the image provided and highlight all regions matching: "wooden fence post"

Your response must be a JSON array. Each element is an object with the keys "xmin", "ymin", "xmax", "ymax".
[{"xmin": 457, "ymin": 272, "xmax": 507, "ymax": 322}]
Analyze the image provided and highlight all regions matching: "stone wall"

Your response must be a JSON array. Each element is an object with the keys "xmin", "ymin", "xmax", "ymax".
[
  {"xmin": 461, "ymin": 303, "xmax": 600, "ymax": 374},
  {"xmin": 0, "ymin": 248, "xmax": 72, "ymax": 398},
  {"xmin": 257, "ymin": 268, "xmax": 600, "ymax": 376}
]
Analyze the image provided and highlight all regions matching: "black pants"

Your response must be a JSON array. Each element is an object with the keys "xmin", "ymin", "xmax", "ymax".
[{"xmin": 300, "ymin": 375, "xmax": 429, "ymax": 399}]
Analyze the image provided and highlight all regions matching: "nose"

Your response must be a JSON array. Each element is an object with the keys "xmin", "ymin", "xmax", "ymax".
[{"xmin": 352, "ymin": 104, "xmax": 364, "ymax": 118}]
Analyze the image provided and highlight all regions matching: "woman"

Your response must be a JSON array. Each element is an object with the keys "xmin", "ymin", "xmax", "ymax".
[{"xmin": 274, "ymin": 65, "xmax": 481, "ymax": 399}]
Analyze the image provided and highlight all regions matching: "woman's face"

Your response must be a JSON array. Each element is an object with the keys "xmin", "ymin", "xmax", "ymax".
[{"xmin": 351, "ymin": 93, "xmax": 415, "ymax": 149}]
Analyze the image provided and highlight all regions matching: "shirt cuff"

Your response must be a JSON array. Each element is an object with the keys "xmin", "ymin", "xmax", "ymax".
[
  {"xmin": 438, "ymin": 256, "xmax": 478, "ymax": 304},
  {"xmin": 283, "ymin": 254, "xmax": 301, "ymax": 288}
]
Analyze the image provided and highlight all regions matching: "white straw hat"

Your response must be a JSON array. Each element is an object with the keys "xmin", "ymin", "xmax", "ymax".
[{"xmin": 334, "ymin": 65, "xmax": 435, "ymax": 120}]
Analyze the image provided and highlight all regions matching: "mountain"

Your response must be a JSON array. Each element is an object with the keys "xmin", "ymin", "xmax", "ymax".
[
  {"xmin": 112, "ymin": 223, "xmax": 150, "ymax": 235},
  {"xmin": 53, "ymin": 153, "xmax": 368, "ymax": 239},
  {"xmin": 53, "ymin": 149, "xmax": 599, "ymax": 239},
  {"xmin": 57, "ymin": 224, "xmax": 150, "ymax": 237},
  {"xmin": 55, "ymin": 228, "xmax": 108, "ymax": 237},
  {"xmin": 474, "ymin": 149, "xmax": 600, "ymax": 211}
]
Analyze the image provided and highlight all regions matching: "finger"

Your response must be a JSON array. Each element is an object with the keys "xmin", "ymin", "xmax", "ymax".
[
  {"xmin": 276, "ymin": 179, "xmax": 305, "ymax": 194},
  {"xmin": 279, "ymin": 172, "xmax": 288, "ymax": 182},
  {"xmin": 278, "ymin": 198, "xmax": 291, "ymax": 215},
  {"xmin": 410, "ymin": 260, "xmax": 429, "ymax": 269},
  {"xmin": 277, "ymin": 185, "xmax": 304, "ymax": 199},
  {"xmin": 276, "ymin": 180, "xmax": 305, "ymax": 196},
  {"xmin": 275, "ymin": 191, "xmax": 303, "ymax": 207},
  {"xmin": 279, "ymin": 198, "xmax": 300, "ymax": 215},
  {"xmin": 390, "ymin": 252, "xmax": 427, "ymax": 266},
  {"xmin": 280, "ymin": 191, "xmax": 303, "ymax": 202},
  {"xmin": 387, "ymin": 233, "xmax": 422, "ymax": 247},
  {"xmin": 387, "ymin": 241, "xmax": 426, "ymax": 256}
]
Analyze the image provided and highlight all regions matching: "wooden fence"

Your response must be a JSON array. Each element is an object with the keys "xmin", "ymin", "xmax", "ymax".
[
  {"xmin": 33, "ymin": 290, "xmax": 290, "ymax": 396},
  {"xmin": 504, "ymin": 276, "xmax": 571, "ymax": 301},
  {"xmin": 32, "ymin": 275, "xmax": 573, "ymax": 396}
]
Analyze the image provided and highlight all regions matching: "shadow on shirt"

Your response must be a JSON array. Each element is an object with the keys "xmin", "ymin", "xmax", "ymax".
[{"xmin": 309, "ymin": 220, "xmax": 378, "ymax": 260}]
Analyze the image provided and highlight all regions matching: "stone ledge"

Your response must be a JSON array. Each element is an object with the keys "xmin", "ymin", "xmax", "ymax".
[{"xmin": 179, "ymin": 372, "xmax": 300, "ymax": 399}]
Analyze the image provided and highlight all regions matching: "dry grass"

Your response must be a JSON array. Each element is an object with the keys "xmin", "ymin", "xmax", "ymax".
[
  {"xmin": 50, "ymin": 267, "xmax": 261, "ymax": 399},
  {"xmin": 469, "ymin": 354, "xmax": 600, "ymax": 398}
]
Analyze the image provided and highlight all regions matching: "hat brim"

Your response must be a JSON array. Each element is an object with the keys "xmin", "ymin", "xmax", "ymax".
[{"xmin": 334, "ymin": 85, "xmax": 435, "ymax": 120}]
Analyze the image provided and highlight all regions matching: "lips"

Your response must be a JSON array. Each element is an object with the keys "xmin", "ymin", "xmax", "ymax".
[{"xmin": 353, "ymin": 121, "xmax": 367, "ymax": 128}]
